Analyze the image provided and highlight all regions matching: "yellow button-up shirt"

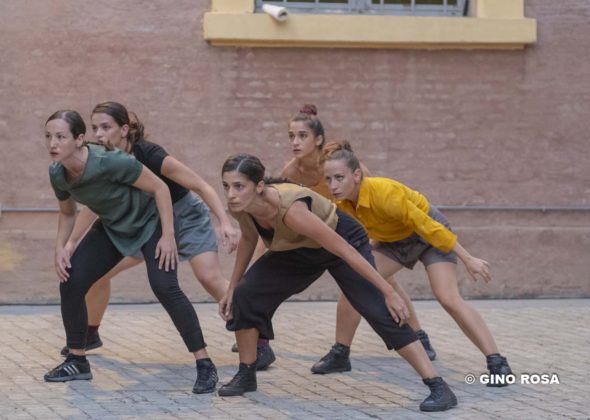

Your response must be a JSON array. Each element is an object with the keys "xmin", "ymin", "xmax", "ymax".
[{"xmin": 337, "ymin": 177, "xmax": 457, "ymax": 253}]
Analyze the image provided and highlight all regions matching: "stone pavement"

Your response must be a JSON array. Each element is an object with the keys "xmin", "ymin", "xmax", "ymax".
[{"xmin": 0, "ymin": 299, "xmax": 588, "ymax": 419}]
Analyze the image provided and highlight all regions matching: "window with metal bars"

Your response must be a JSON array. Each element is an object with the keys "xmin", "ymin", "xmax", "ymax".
[{"xmin": 256, "ymin": 0, "xmax": 469, "ymax": 16}]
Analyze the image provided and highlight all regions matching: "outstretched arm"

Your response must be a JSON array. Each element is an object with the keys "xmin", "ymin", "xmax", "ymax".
[
  {"xmin": 399, "ymin": 200, "xmax": 490, "ymax": 283},
  {"xmin": 132, "ymin": 165, "xmax": 178, "ymax": 271},
  {"xmin": 284, "ymin": 201, "xmax": 409, "ymax": 324},
  {"xmin": 219, "ymin": 215, "xmax": 259, "ymax": 321},
  {"xmin": 161, "ymin": 156, "xmax": 238, "ymax": 252}
]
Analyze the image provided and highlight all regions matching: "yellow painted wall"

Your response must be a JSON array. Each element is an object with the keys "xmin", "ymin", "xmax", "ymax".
[{"xmin": 204, "ymin": 0, "xmax": 536, "ymax": 49}]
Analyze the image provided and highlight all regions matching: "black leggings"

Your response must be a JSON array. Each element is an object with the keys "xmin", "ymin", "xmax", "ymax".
[
  {"xmin": 226, "ymin": 211, "xmax": 418, "ymax": 351},
  {"xmin": 60, "ymin": 221, "xmax": 206, "ymax": 352}
]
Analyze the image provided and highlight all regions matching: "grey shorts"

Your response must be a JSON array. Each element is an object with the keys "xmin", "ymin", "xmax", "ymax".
[
  {"xmin": 373, "ymin": 206, "xmax": 457, "ymax": 270},
  {"xmin": 133, "ymin": 193, "xmax": 218, "ymax": 261}
]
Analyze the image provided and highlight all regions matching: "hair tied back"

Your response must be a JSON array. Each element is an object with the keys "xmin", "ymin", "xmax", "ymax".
[{"xmin": 299, "ymin": 104, "xmax": 318, "ymax": 116}]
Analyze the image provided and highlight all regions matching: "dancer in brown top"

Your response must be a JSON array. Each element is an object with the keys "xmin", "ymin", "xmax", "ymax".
[{"xmin": 216, "ymin": 153, "xmax": 457, "ymax": 412}]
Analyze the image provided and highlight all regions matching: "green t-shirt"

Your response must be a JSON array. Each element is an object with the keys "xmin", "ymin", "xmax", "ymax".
[{"xmin": 49, "ymin": 144, "xmax": 159, "ymax": 256}]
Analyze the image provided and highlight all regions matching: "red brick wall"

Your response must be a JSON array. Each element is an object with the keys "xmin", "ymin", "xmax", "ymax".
[{"xmin": 0, "ymin": 0, "xmax": 588, "ymax": 303}]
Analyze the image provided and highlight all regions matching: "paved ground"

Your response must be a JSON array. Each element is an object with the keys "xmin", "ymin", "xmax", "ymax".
[{"xmin": 1, "ymin": 299, "xmax": 588, "ymax": 419}]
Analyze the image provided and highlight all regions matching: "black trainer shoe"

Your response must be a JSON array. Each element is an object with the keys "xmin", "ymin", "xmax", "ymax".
[
  {"xmin": 44, "ymin": 355, "xmax": 93, "ymax": 382},
  {"xmin": 311, "ymin": 343, "xmax": 351, "ymax": 374},
  {"xmin": 218, "ymin": 363, "xmax": 257, "ymax": 397},
  {"xmin": 193, "ymin": 358, "xmax": 218, "ymax": 394},
  {"xmin": 420, "ymin": 377, "xmax": 458, "ymax": 412},
  {"xmin": 416, "ymin": 329, "xmax": 437, "ymax": 361},
  {"xmin": 255, "ymin": 343, "xmax": 276, "ymax": 371},
  {"xmin": 486, "ymin": 354, "xmax": 513, "ymax": 387},
  {"xmin": 60, "ymin": 331, "xmax": 103, "ymax": 357}
]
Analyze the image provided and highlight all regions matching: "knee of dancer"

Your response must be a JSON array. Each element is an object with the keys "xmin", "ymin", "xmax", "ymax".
[
  {"xmin": 149, "ymin": 280, "xmax": 183, "ymax": 301},
  {"xmin": 390, "ymin": 330, "xmax": 420, "ymax": 351},
  {"xmin": 197, "ymin": 271, "xmax": 225, "ymax": 291},
  {"xmin": 59, "ymin": 279, "xmax": 87, "ymax": 301},
  {"xmin": 437, "ymin": 293, "xmax": 464, "ymax": 313},
  {"xmin": 353, "ymin": 300, "xmax": 389, "ymax": 322},
  {"xmin": 232, "ymin": 282, "xmax": 262, "ymax": 307}
]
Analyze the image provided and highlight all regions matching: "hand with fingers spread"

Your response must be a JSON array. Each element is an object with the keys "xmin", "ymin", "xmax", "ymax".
[
  {"xmin": 155, "ymin": 232, "xmax": 179, "ymax": 272},
  {"xmin": 464, "ymin": 256, "xmax": 491, "ymax": 283}
]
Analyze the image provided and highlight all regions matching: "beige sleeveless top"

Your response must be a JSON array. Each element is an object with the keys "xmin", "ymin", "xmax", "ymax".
[{"xmin": 234, "ymin": 183, "xmax": 339, "ymax": 251}]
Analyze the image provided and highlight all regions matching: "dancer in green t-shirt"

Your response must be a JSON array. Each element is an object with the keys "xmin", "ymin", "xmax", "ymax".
[{"xmin": 43, "ymin": 110, "xmax": 218, "ymax": 393}]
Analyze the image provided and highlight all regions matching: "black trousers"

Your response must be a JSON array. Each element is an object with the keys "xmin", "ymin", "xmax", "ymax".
[
  {"xmin": 227, "ymin": 211, "xmax": 418, "ymax": 351},
  {"xmin": 60, "ymin": 221, "xmax": 206, "ymax": 352}
]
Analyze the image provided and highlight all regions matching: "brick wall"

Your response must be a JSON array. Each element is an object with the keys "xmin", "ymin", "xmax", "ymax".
[{"xmin": 0, "ymin": 0, "xmax": 588, "ymax": 303}]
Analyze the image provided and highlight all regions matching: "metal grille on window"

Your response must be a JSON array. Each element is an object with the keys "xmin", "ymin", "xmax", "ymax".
[{"xmin": 257, "ymin": 0, "xmax": 469, "ymax": 16}]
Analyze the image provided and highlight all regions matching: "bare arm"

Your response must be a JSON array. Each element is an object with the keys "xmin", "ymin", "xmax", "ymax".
[
  {"xmin": 65, "ymin": 206, "xmax": 98, "ymax": 249},
  {"xmin": 219, "ymin": 215, "xmax": 259, "ymax": 321},
  {"xmin": 132, "ymin": 165, "xmax": 178, "ymax": 271},
  {"xmin": 284, "ymin": 201, "xmax": 409, "ymax": 323},
  {"xmin": 54, "ymin": 198, "xmax": 77, "ymax": 282},
  {"xmin": 160, "ymin": 156, "xmax": 238, "ymax": 252}
]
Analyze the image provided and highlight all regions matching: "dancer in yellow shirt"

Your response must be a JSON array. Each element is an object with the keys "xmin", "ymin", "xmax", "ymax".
[
  {"xmin": 281, "ymin": 105, "xmax": 438, "ymax": 370},
  {"xmin": 319, "ymin": 141, "xmax": 512, "ymax": 386}
]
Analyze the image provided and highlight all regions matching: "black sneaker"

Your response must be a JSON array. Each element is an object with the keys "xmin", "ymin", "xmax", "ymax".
[
  {"xmin": 420, "ymin": 377, "xmax": 458, "ymax": 412},
  {"xmin": 416, "ymin": 330, "xmax": 437, "ymax": 361},
  {"xmin": 231, "ymin": 342, "xmax": 239, "ymax": 353},
  {"xmin": 255, "ymin": 343, "xmax": 276, "ymax": 371},
  {"xmin": 311, "ymin": 343, "xmax": 351, "ymax": 374},
  {"xmin": 193, "ymin": 358, "xmax": 218, "ymax": 394},
  {"xmin": 44, "ymin": 355, "xmax": 93, "ymax": 382},
  {"xmin": 486, "ymin": 354, "xmax": 513, "ymax": 387},
  {"xmin": 218, "ymin": 363, "xmax": 257, "ymax": 397},
  {"xmin": 60, "ymin": 331, "xmax": 103, "ymax": 357}
]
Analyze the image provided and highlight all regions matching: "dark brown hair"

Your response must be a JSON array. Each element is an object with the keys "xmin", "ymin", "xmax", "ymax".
[
  {"xmin": 92, "ymin": 101, "xmax": 146, "ymax": 147},
  {"xmin": 221, "ymin": 154, "xmax": 294, "ymax": 185},
  {"xmin": 290, "ymin": 103, "xmax": 325, "ymax": 149},
  {"xmin": 222, "ymin": 153, "xmax": 266, "ymax": 184},
  {"xmin": 46, "ymin": 110, "xmax": 86, "ymax": 138}
]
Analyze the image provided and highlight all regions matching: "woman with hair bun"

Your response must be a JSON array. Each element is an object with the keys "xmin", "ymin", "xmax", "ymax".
[
  {"xmin": 281, "ymin": 104, "xmax": 333, "ymax": 199},
  {"xmin": 281, "ymin": 105, "xmax": 438, "ymax": 374},
  {"xmin": 216, "ymin": 153, "xmax": 457, "ymax": 412},
  {"xmin": 320, "ymin": 140, "xmax": 513, "ymax": 386}
]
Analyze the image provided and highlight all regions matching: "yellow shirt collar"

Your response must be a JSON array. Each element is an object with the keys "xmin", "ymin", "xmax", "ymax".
[{"xmin": 356, "ymin": 178, "xmax": 371, "ymax": 209}]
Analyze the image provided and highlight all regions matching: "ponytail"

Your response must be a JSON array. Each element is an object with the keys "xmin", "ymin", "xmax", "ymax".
[{"xmin": 127, "ymin": 111, "xmax": 146, "ymax": 146}]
